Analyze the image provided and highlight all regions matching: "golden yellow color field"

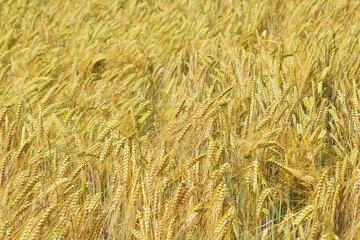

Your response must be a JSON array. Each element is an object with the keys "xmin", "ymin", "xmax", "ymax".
[{"xmin": 1, "ymin": 0, "xmax": 360, "ymax": 239}]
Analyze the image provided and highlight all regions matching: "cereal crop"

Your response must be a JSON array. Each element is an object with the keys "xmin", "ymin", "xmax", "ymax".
[{"xmin": 0, "ymin": 0, "xmax": 360, "ymax": 239}]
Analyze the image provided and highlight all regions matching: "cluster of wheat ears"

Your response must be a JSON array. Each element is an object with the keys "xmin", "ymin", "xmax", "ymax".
[{"xmin": 0, "ymin": 0, "xmax": 360, "ymax": 239}]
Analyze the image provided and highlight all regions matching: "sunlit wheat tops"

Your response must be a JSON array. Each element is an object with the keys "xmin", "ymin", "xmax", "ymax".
[{"xmin": 0, "ymin": 0, "xmax": 360, "ymax": 239}]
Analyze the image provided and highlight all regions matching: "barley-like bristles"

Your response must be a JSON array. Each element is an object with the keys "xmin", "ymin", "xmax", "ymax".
[
  {"xmin": 122, "ymin": 140, "xmax": 131, "ymax": 186},
  {"xmin": 110, "ymin": 185, "xmax": 124, "ymax": 213},
  {"xmin": 10, "ymin": 203, "xmax": 31, "ymax": 222},
  {"xmin": 315, "ymin": 170, "xmax": 328, "ymax": 205},
  {"xmin": 42, "ymin": 85, "xmax": 60, "ymax": 104},
  {"xmin": 255, "ymin": 188, "xmax": 271, "ymax": 218},
  {"xmin": 214, "ymin": 144, "xmax": 225, "ymax": 164},
  {"xmin": 255, "ymin": 115, "xmax": 272, "ymax": 132},
  {"xmin": 350, "ymin": 148, "xmax": 359, "ymax": 166},
  {"xmin": 12, "ymin": 175, "xmax": 41, "ymax": 207},
  {"xmin": 1, "ymin": 183, "xmax": 11, "ymax": 208},
  {"xmin": 67, "ymin": 189, "xmax": 82, "ymax": 217},
  {"xmin": 130, "ymin": 107, "xmax": 139, "ymax": 132},
  {"xmin": 0, "ymin": 221, "xmax": 9, "ymax": 240},
  {"xmin": 19, "ymin": 218, "xmax": 35, "ymax": 240},
  {"xmin": 14, "ymin": 139, "xmax": 32, "ymax": 162},
  {"xmin": 67, "ymin": 163, "xmax": 85, "ymax": 184},
  {"xmin": 217, "ymin": 220, "xmax": 230, "ymax": 240},
  {"xmin": 98, "ymin": 120, "xmax": 121, "ymax": 142},
  {"xmin": 354, "ymin": 170, "xmax": 360, "ymax": 193},
  {"xmin": 185, "ymin": 225, "xmax": 197, "ymax": 240},
  {"xmin": 172, "ymin": 180, "xmax": 187, "ymax": 210},
  {"xmin": 57, "ymin": 156, "xmax": 71, "ymax": 179},
  {"xmin": 0, "ymin": 108, "xmax": 7, "ymax": 129},
  {"xmin": 267, "ymin": 159, "xmax": 315, "ymax": 185},
  {"xmin": 50, "ymin": 217, "xmax": 66, "ymax": 240},
  {"xmin": 0, "ymin": 151, "xmax": 12, "ymax": 188},
  {"xmin": 4, "ymin": 122, "xmax": 15, "ymax": 151},
  {"xmin": 64, "ymin": 108, "xmax": 77, "ymax": 126},
  {"xmin": 203, "ymin": 119, "xmax": 214, "ymax": 139},
  {"xmin": 213, "ymin": 206, "xmax": 235, "ymax": 235},
  {"xmin": 256, "ymin": 141, "xmax": 282, "ymax": 150},
  {"xmin": 217, "ymin": 86, "xmax": 233, "ymax": 100},
  {"xmin": 132, "ymin": 229, "xmax": 145, "ymax": 240},
  {"xmin": 166, "ymin": 217, "xmax": 176, "ymax": 240},
  {"xmin": 293, "ymin": 205, "xmax": 315, "ymax": 226},
  {"xmin": 85, "ymin": 193, "xmax": 101, "ymax": 218},
  {"xmin": 178, "ymin": 123, "xmax": 192, "ymax": 142},
  {"xmin": 309, "ymin": 220, "xmax": 320, "ymax": 240},
  {"xmin": 144, "ymin": 207, "xmax": 151, "ymax": 238},
  {"xmin": 29, "ymin": 204, "xmax": 57, "ymax": 240},
  {"xmin": 174, "ymin": 99, "xmax": 186, "ymax": 118},
  {"xmin": 135, "ymin": 101, "xmax": 150, "ymax": 117},
  {"xmin": 99, "ymin": 137, "xmax": 113, "ymax": 163},
  {"xmin": 214, "ymin": 181, "xmax": 227, "ymax": 214},
  {"xmin": 204, "ymin": 108, "xmax": 219, "ymax": 123}
]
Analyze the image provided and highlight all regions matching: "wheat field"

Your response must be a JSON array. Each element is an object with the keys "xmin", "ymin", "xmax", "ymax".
[{"xmin": 0, "ymin": 0, "xmax": 360, "ymax": 239}]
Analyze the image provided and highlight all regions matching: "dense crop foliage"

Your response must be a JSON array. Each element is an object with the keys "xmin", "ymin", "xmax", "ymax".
[{"xmin": 1, "ymin": 0, "xmax": 360, "ymax": 239}]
